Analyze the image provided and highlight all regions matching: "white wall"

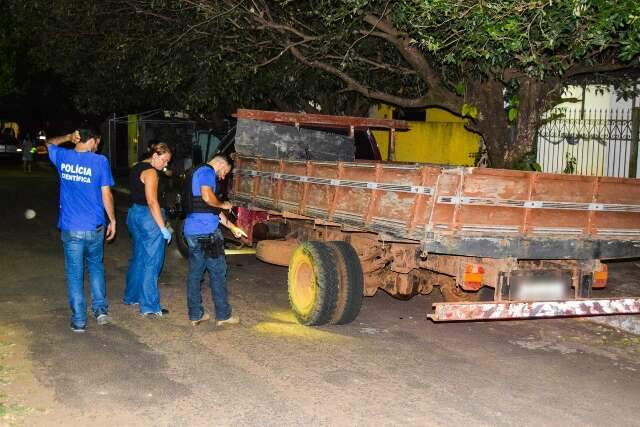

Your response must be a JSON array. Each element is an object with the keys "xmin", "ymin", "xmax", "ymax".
[{"xmin": 557, "ymin": 85, "xmax": 638, "ymax": 111}]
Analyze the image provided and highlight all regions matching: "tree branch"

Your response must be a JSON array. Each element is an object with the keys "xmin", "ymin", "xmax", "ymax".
[
  {"xmin": 362, "ymin": 14, "xmax": 442, "ymax": 89},
  {"xmin": 565, "ymin": 61, "xmax": 640, "ymax": 78},
  {"xmin": 325, "ymin": 55, "xmax": 416, "ymax": 75},
  {"xmin": 290, "ymin": 46, "xmax": 460, "ymax": 111},
  {"xmin": 257, "ymin": 40, "xmax": 309, "ymax": 68}
]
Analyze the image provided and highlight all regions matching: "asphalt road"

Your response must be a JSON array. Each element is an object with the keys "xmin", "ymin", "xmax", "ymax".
[{"xmin": 0, "ymin": 160, "xmax": 639, "ymax": 427}]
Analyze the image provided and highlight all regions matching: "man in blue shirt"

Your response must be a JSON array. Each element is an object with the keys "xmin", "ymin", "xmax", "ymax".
[
  {"xmin": 48, "ymin": 129, "xmax": 116, "ymax": 332},
  {"xmin": 184, "ymin": 155, "xmax": 246, "ymax": 326}
]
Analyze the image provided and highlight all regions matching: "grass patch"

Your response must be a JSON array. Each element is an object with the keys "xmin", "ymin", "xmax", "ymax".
[
  {"xmin": 0, "ymin": 365, "xmax": 15, "ymax": 385},
  {"xmin": 0, "ymin": 400, "xmax": 31, "ymax": 424},
  {"xmin": 0, "ymin": 343, "xmax": 15, "ymax": 357}
]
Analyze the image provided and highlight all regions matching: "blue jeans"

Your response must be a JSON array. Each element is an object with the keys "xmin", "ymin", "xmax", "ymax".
[
  {"xmin": 61, "ymin": 228, "xmax": 109, "ymax": 327},
  {"xmin": 124, "ymin": 204, "xmax": 166, "ymax": 314},
  {"xmin": 186, "ymin": 230, "xmax": 231, "ymax": 321}
]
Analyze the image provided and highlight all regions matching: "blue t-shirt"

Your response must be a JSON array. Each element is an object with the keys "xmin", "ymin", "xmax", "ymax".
[
  {"xmin": 184, "ymin": 166, "xmax": 220, "ymax": 236},
  {"xmin": 48, "ymin": 144, "xmax": 115, "ymax": 231}
]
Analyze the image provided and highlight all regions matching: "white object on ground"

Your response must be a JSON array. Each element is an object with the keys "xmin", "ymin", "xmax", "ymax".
[{"xmin": 24, "ymin": 209, "xmax": 36, "ymax": 220}]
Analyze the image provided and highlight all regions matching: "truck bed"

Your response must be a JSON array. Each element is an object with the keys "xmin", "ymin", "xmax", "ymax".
[{"xmin": 231, "ymin": 155, "xmax": 640, "ymax": 260}]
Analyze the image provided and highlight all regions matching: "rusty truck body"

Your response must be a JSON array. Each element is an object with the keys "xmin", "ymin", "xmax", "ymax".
[{"xmin": 229, "ymin": 109, "xmax": 640, "ymax": 325}]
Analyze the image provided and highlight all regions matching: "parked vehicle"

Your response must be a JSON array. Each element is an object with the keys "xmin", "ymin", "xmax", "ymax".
[
  {"xmin": 227, "ymin": 109, "xmax": 640, "ymax": 325},
  {"xmin": 0, "ymin": 121, "xmax": 20, "ymax": 159}
]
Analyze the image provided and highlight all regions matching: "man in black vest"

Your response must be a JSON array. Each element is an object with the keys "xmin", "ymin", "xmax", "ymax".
[{"xmin": 183, "ymin": 155, "xmax": 247, "ymax": 326}]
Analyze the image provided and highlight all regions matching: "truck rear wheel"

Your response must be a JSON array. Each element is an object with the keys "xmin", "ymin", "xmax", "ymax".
[
  {"xmin": 326, "ymin": 241, "xmax": 363, "ymax": 325},
  {"xmin": 288, "ymin": 241, "xmax": 339, "ymax": 326}
]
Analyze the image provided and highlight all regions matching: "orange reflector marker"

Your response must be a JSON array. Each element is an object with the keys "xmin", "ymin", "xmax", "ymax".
[
  {"xmin": 593, "ymin": 265, "xmax": 608, "ymax": 288},
  {"xmin": 462, "ymin": 264, "xmax": 484, "ymax": 291}
]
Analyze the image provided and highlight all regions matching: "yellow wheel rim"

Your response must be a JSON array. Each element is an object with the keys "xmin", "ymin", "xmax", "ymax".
[{"xmin": 288, "ymin": 249, "xmax": 317, "ymax": 316}]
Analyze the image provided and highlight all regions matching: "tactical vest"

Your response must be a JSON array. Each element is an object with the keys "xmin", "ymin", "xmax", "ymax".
[{"xmin": 183, "ymin": 164, "xmax": 222, "ymax": 215}]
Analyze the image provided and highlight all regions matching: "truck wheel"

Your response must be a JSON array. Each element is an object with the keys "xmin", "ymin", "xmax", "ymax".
[
  {"xmin": 288, "ymin": 241, "xmax": 339, "ymax": 326},
  {"xmin": 440, "ymin": 282, "xmax": 494, "ymax": 302},
  {"xmin": 326, "ymin": 241, "xmax": 363, "ymax": 325},
  {"xmin": 174, "ymin": 219, "xmax": 189, "ymax": 259}
]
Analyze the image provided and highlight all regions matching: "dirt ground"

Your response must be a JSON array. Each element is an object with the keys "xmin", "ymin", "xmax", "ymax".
[{"xmin": 1, "ymin": 160, "xmax": 639, "ymax": 427}]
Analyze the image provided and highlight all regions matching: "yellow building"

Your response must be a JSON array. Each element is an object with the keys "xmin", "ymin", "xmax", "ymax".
[{"xmin": 370, "ymin": 105, "xmax": 480, "ymax": 166}]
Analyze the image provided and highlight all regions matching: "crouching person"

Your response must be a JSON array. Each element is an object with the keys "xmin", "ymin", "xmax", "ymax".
[{"xmin": 183, "ymin": 156, "xmax": 247, "ymax": 326}]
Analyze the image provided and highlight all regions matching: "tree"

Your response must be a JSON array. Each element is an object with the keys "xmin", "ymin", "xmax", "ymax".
[
  {"xmin": 0, "ymin": 23, "xmax": 16, "ymax": 97},
  {"xmin": 0, "ymin": 0, "xmax": 27, "ymax": 98},
  {"xmin": 0, "ymin": 1, "xmax": 89, "ymax": 126},
  {"xmin": 24, "ymin": 0, "xmax": 368, "ymax": 116},
  {"xmin": 26, "ymin": 1, "xmax": 640, "ymax": 167}
]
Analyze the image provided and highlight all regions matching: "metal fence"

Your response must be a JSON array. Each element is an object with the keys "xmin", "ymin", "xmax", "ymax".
[{"xmin": 536, "ymin": 108, "xmax": 639, "ymax": 178}]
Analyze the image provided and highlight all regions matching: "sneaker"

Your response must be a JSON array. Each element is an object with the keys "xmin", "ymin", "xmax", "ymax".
[
  {"xmin": 216, "ymin": 315, "xmax": 240, "ymax": 326},
  {"xmin": 191, "ymin": 312, "xmax": 210, "ymax": 326},
  {"xmin": 141, "ymin": 311, "xmax": 163, "ymax": 318},
  {"xmin": 70, "ymin": 323, "xmax": 86, "ymax": 333},
  {"xmin": 96, "ymin": 314, "xmax": 112, "ymax": 325}
]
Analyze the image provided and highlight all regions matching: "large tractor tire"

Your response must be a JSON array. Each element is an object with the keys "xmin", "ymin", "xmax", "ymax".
[
  {"xmin": 288, "ymin": 241, "xmax": 339, "ymax": 326},
  {"xmin": 326, "ymin": 241, "xmax": 364, "ymax": 325},
  {"xmin": 256, "ymin": 239, "xmax": 299, "ymax": 266}
]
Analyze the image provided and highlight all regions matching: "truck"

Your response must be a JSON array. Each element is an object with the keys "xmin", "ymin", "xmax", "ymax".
[{"xmin": 227, "ymin": 109, "xmax": 640, "ymax": 325}]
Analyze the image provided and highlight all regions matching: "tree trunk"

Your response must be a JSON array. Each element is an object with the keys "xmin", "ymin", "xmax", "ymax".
[
  {"xmin": 467, "ymin": 77, "xmax": 560, "ymax": 169},
  {"xmin": 467, "ymin": 79, "xmax": 512, "ymax": 168},
  {"xmin": 504, "ymin": 78, "xmax": 558, "ymax": 167}
]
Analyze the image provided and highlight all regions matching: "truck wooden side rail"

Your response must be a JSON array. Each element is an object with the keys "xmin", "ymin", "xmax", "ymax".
[{"xmin": 229, "ymin": 111, "xmax": 640, "ymax": 325}]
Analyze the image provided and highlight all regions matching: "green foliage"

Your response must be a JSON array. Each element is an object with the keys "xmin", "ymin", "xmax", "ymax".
[
  {"xmin": 8, "ymin": 0, "xmax": 639, "ymax": 126},
  {"xmin": 0, "ymin": 47, "xmax": 15, "ymax": 97},
  {"xmin": 388, "ymin": 0, "xmax": 640, "ymax": 81},
  {"xmin": 506, "ymin": 95, "xmax": 520, "ymax": 123},
  {"xmin": 461, "ymin": 103, "xmax": 479, "ymax": 119},
  {"xmin": 0, "ymin": 5, "xmax": 17, "ymax": 96}
]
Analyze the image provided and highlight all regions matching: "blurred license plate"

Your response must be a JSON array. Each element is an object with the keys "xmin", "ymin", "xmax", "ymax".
[
  {"xmin": 510, "ymin": 270, "xmax": 571, "ymax": 301},
  {"xmin": 513, "ymin": 280, "xmax": 567, "ymax": 301}
]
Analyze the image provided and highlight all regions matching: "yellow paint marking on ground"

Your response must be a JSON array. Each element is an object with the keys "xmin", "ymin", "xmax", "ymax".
[
  {"xmin": 253, "ymin": 311, "xmax": 354, "ymax": 341},
  {"xmin": 268, "ymin": 311, "xmax": 298, "ymax": 323}
]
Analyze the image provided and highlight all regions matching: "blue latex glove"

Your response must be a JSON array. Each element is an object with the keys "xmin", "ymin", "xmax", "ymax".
[{"xmin": 160, "ymin": 227, "xmax": 172, "ymax": 243}]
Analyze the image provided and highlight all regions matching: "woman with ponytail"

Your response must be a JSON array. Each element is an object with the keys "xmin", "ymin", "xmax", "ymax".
[{"xmin": 124, "ymin": 143, "xmax": 173, "ymax": 317}]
